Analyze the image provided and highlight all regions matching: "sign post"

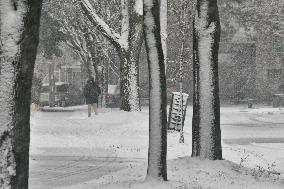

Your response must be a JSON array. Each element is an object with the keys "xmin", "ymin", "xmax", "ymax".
[{"xmin": 168, "ymin": 92, "xmax": 189, "ymax": 132}]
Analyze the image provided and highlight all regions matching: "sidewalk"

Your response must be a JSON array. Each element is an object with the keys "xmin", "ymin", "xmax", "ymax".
[
  {"xmin": 40, "ymin": 105, "xmax": 87, "ymax": 112},
  {"xmin": 40, "ymin": 105, "xmax": 120, "ymax": 112}
]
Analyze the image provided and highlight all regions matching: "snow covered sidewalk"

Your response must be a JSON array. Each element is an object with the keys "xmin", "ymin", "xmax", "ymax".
[
  {"xmin": 39, "ymin": 105, "xmax": 119, "ymax": 112},
  {"xmin": 62, "ymin": 157, "xmax": 283, "ymax": 189},
  {"xmin": 29, "ymin": 105, "xmax": 284, "ymax": 188}
]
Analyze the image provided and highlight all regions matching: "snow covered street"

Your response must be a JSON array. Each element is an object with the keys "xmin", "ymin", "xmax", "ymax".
[{"xmin": 29, "ymin": 105, "xmax": 284, "ymax": 188}]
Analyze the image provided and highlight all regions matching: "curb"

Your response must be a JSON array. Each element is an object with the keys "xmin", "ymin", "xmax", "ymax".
[{"xmin": 40, "ymin": 106, "xmax": 86, "ymax": 112}]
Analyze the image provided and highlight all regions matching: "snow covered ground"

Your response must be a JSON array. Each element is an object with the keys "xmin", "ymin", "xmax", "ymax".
[{"xmin": 29, "ymin": 105, "xmax": 284, "ymax": 188}]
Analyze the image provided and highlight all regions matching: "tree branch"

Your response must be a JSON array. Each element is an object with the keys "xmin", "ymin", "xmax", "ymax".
[{"xmin": 80, "ymin": 0, "xmax": 121, "ymax": 49}]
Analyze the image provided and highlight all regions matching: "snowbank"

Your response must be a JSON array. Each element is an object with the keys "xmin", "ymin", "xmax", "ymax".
[
  {"xmin": 59, "ymin": 157, "xmax": 284, "ymax": 189},
  {"xmin": 30, "ymin": 106, "xmax": 284, "ymax": 188}
]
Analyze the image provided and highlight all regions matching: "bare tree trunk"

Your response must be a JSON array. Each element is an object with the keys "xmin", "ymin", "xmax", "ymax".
[
  {"xmin": 191, "ymin": 0, "xmax": 222, "ymax": 160},
  {"xmin": 48, "ymin": 61, "xmax": 56, "ymax": 107},
  {"xmin": 0, "ymin": 0, "xmax": 42, "ymax": 188},
  {"xmin": 160, "ymin": 0, "xmax": 167, "ymax": 69},
  {"xmin": 144, "ymin": 0, "xmax": 167, "ymax": 180},
  {"xmin": 116, "ymin": 1, "xmax": 144, "ymax": 111},
  {"xmin": 101, "ymin": 65, "xmax": 107, "ymax": 107},
  {"xmin": 80, "ymin": 54, "xmax": 94, "ymax": 80},
  {"xmin": 80, "ymin": 0, "xmax": 143, "ymax": 111},
  {"xmin": 119, "ymin": 31, "xmax": 143, "ymax": 111}
]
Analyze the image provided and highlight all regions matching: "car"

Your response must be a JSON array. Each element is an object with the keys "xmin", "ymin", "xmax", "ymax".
[
  {"xmin": 39, "ymin": 82, "xmax": 72, "ymax": 107},
  {"xmin": 105, "ymin": 84, "xmax": 120, "ymax": 108},
  {"xmin": 272, "ymin": 94, "xmax": 284, "ymax": 107}
]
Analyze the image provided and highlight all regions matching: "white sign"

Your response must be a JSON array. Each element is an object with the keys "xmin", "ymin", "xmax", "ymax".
[{"xmin": 168, "ymin": 92, "xmax": 189, "ymax": 131}]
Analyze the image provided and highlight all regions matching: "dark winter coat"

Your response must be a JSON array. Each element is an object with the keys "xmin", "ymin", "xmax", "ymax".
[{"xmin": 83, "ymin": 81, "xmax": 101, "ymax": 104}]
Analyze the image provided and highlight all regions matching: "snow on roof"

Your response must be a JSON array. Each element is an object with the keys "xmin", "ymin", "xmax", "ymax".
[
  {"xmin": 108, "ymin": 85, "xmax": 118, "ymax": 94},
  {"xmin": 172, "ymin": 92, "xmax": 189, "ymax": 97},
  {"xmin": 42, "ymin": 82, "xmax": 69, "ymax": 87},
  {"xmin": 61, "ymin": 64, "xmax": 81, "ymax": 69},
  {"xmin": 55, "ymin": 82, "xmax": 69, "ymax": 85}
]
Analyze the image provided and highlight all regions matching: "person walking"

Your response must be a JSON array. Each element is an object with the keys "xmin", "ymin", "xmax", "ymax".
[{"xmin": 83, "ymin": 77, "xmax": 101, "ymax": 117}]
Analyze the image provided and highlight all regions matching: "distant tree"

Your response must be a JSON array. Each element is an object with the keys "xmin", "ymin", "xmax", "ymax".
[
  {"xmin": 219, "ymin": 0, "xmax": 284, "ymax": 39},
  {"xmin": 38, "ymin": 7, "xmax": 66, "ymax": 107},
  {"xmin": 167, "ymin": 0, "xmax": 195, "ymax": 99},
  {"xmin": 48, "ymin": 59, "xmax": 56, "ymax": 107},
  {"xmin": 226, "ymin": 0, "xmax": 284, "ymax": 100},
  {"xmin": 55, "ymin": 1, "xmax": 96, "ymax": 78},
  {"xmin": 40, "ymin": 0, "xmax": 93, "ymax": 107},
  {"xmin": 81, "ymin": 0, "xmax": 144, "ymax": 111},
  {"xmin": 217, "ymin": 0, "xmax": 284, "ymax": 100},
  {"xmin": 144, "ymin": 0, "xmax": 167, "ymax": 180},
  {"xmin": 39, "ymin": 0, "xmax": 109, "ymax": 107},
  {"xmin": 32, "ymin": 54, "xmax": 47, "ymax": 104},
  {"xmin": 0, "ymin": 0, "xmax": 42, "ymax": 188},
  {"xmin": 38, "ymin": 10, "xmax": 65, "ymax": 59},
  {"xmin": 191, "ymin": 0, "xmax": 222, "ymax": 160}
]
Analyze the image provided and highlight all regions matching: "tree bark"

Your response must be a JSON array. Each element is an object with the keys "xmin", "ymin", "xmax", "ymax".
[
  {"xmin": 48, "ymin": 61, "xmax": 56, "ymax": 107},
  {"xmin": 160, "ymin": 0, "xmax": 167, "ymax": 69},
  {"xmin": 144, "ymin": 0, "xmax": 167, "ymax": 180},
  {"xmin": 119, "ymin": 4, "xmax": 143, "ymax": 111},
  {"xmin": 191, "ymin": 0, "xmax": 222, "ymax": 160},
  {"xmin": 80, "ymin": 0, "xmax": 143, "ymax": 111},
  {"xmin": 0, "ymin": 0, "xmax": 42, "ymax": 188}
]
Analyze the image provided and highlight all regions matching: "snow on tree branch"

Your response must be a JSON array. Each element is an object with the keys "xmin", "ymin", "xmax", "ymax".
[
  {"xmin": 119, "ymin": 0, "xmax": 129, "ymax": 50},
  {"xmin": 134, "ymin": 0, "xmax": 143, "ymax": 15},
  {"xmin": 59, "ymin": 22, "xmax": 89, "ymax": 63},
  {"xmin": 80, "ymin": 0, "xmax": 121, "ymax": 48}
]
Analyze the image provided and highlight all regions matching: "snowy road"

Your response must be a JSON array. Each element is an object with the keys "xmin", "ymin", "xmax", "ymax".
[
  {"xmin": 29, "ymin": 153, "xmax": 144, "ymax": 189},
  {"xmin": 30, "ymin": 154, "xmax": 118, "ymax": 189},
  {"xmin": 29, "ymin": 108, "xmax": 148, "ymax": 188},
  {"xmin": 29, "ymin": 105, "xmax": 284, "ymax": 188}
]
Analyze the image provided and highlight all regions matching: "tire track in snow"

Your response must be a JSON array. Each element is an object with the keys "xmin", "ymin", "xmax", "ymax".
[
  {"xmin": 42, "ymin": 154, "xmax": 117, "ymax": 181},
  {"xmin": 30, "ymin": 154, "xmax": 88, "ymax": 178},
  {"xmin": 221, "ymin": 115, "xmax": 284, "ymax": 127},
  {"xmin": 249, "ymin": 116, "xmax": 284, "ymax": 125}
]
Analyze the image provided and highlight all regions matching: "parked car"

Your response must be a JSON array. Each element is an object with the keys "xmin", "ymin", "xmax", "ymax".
[
  {"xmin": 105, "ymin": 85, "xmax": 120, "ymax": 108},
  {"xmin": 272, "ymin": 94, "xmax": 284, "ymax": 107},
  {"xmin": 39, "ymin": 82, "xmax": 69, "ymax": 106},
  {"xmin": 39, "ymin": 82, "xmax": 83, "ymax": 107},
  {"xmin": 272, "ymin": 84, "xmax": 284, "ymax": 107}
]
